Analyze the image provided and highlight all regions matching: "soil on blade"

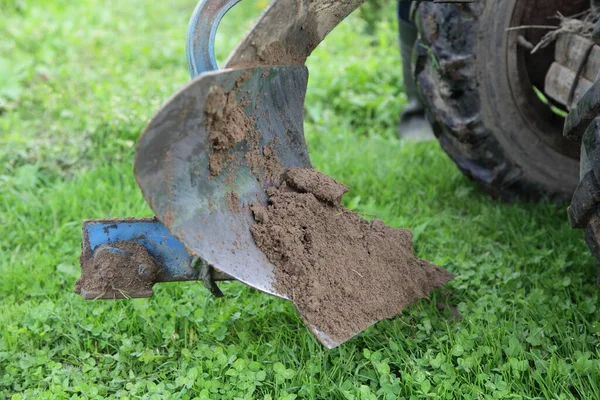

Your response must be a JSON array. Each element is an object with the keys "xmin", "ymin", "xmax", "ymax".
[
  {"xmin": 225, "ymin": 191, "xmax": 241, "ymax": 213},
  {"xmin": 205, "ymin": 85, "xmax": 254, "ymax": 177},
  {"xmin": 202, "ymin": 72, "xmax": 454, "ymax": 344},
  {"xmin": 286, "ymin": 167, "xmax": 349, "ymax": 204},
  {"xmin": 74, "ymin": 241, "xmax": 158, "ymax": 298},
  {"xmin": 250, "ymin": 168, "xmax": 455, "ymax": 344},
  {"xmin": 205, "ymin": 73, "xmax": 283, "ymax": 186}
]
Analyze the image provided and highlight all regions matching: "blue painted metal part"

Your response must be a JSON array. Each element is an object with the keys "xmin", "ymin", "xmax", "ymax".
[
  {"xmin": 84, "ymin": 218, "xmax": 201, "ymax": 282},
  {"xmin": 186, "ymin": 0, "xmax": 242, "ymax": 77},
  {"xmin": 78, "ymin": 0, "xmax": 244, "ymax": 292},
  {"xmin": 134, "ymin": 66, "xmax": 310, "ymax": 300}
]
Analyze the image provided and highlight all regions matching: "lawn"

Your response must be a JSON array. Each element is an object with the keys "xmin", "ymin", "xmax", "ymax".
[{"xmin": 1, "ymin": 1, "xmax": 600, "ymax": 399}]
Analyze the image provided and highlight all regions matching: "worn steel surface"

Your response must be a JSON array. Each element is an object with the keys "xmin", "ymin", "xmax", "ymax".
[
  {"xmin": 134, "ymin": 65, "xmax": 311, "ymax": 300},
  {"xmin": 224, "ymin": 0, "xmax": 364, "ymax": 68},
  {"xmin": 186, "ymin": 0, "xmax": 241, "ymax": 77},
  {"xmin": 77, "ymin": 0, "xmax": 475, "ymax": 348}
]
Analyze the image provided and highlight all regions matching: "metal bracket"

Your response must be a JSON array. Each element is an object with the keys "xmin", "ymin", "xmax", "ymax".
[
  {"xmin": 75, "ymin": 218, "xmax": 231, "ymax": 299},
  {"xmin": 186, "ymin": 0, "xmax": 241, "ymax": 77},
  {"xmin": 185, "ymin": 0, "xmax": 474, "ymax": 79}
]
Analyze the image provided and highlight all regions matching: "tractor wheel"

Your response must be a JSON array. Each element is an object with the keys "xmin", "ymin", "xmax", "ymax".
[
  {"xmin": 413, "ymin": 0, "xmax": 588, "ymax": 202},
  {"xmin": 565, "ymin": 69, "xmax": 600, "ymax": 276}
]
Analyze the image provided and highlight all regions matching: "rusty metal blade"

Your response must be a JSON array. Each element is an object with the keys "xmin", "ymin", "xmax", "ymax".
[
  {"xmin": 134, "ymin": 66, "xmax": 311, "ymax": 299},
  {"xmin": 225, "ymin": 0, "xmax": 365, "ymax": 68}
]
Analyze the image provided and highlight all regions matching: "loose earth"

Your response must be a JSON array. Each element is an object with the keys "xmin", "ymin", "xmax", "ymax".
[
  {"xmin": 204, "ymin": 76, "xmax": 455, "ymax": 344},
  {"xmin": 250, "ymin": 168, "xmax": 455, "ymax": 343}
]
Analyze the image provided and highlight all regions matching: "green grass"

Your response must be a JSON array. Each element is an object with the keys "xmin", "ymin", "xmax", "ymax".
[{"xmin": 1, "ymin": 1, "xmax": 600, "ymax": 399}]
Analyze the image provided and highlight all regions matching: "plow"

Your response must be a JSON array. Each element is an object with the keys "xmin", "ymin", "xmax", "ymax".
[{"xmin": 75, "ymin": 0, "xmax": 600, "ymax": 348}]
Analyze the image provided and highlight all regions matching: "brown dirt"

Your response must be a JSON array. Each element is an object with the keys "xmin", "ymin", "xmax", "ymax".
[
  {"xmin": 74, "ymin": 241, "xmax": 159, "ymax": 298},
  {"xmin": 205, "ymin": 85, "xmax": 255, "ymax": 177},
  {"xmin": 225, "ymin": 191, "xmax": 241, "ymax": 213},
  {"xmin": 201, "ymin": 70, "xmax": 454, "ymax": 344},
  {"xmin": 205, "ymin": 74, "xmax": 283, "ymax": 186},
  {"xmin": 286, "ymin": 167, "xmax": 349, "ymax": 204},
  {"xmin": 250, "ymin": 169, "xmax": 455, "ymax": 344},
  {"xmin": 227, "ymin": 24, "xmax": 317, "ymax": 69},
  {"xmin": 254, "ymin": 41, "xmax": 313, "ymax": 67},
  {"xmin": 245, "ymin": 142, "xmax": 284, "ymax": 187},
  {"xmin": 225, "ymin": 1, "xmax": 364, "ymax": 69}
]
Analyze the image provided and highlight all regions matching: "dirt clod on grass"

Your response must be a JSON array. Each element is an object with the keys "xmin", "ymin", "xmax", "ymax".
[
  {"xmin": 74, "ymin": 241, "xmax": 159, "ymax": 299},
  {"xmin": 250, "ymin": 168, "xmax": 455, "ymax": 344}
]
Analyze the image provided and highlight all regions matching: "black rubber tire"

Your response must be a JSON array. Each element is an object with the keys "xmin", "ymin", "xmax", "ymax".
[
  {"xmin": 566, "ymin": 85, "xmax": 600, "ymax": 278},
  {"xmin": 413, "ymin": 0, "xmax": 582, "ymax": 202}
]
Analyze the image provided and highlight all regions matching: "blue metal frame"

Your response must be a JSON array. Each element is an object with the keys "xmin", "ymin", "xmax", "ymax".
[
  {"xmin": 185, "ymin": 0, "xmax": 242, "ymax": 77},
  {"xmin": 84, "ymin": 219, "xmax": 200, "ymax": 282}
]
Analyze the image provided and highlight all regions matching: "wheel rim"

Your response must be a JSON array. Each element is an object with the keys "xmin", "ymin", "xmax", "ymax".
[{"xmin": 507, "ymin": 0, "xmax": 589, "ymax": 161}]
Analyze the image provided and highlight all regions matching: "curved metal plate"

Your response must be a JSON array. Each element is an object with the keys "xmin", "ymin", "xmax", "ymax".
[
  {"xmin": 225, "ymin": 0, "xmax": 365, "ymax": 68},
  {"xmin": 186, "ymin": 0, "xmax": 241, "ymax": 77},
  {"xmin": 186, "ymin": 0, "xmax": 366, "ymax": 73},
  {"xmin": 134, "ymin": 66, "xmax": 311, "ymax": 299}
]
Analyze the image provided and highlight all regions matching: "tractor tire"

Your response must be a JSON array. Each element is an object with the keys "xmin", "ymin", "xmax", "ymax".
[
  {"xmin": 566, "ymin": 76, "xmax": 600, "ymax": 277},
  {"xmin": 413, "ymin": 0, "xmax": 588, "ymax": 202}
]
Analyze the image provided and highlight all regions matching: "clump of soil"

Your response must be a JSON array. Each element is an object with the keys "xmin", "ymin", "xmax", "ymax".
[
  {"xmin": 250, "ymin": 168, "xmax": 454, "ymax": 344},
  {"xmin": 245, "ymin": 142, "xmax": 284, "ymax": 187},
  {"xmin": 205, "ymin": 73, "xmax": 283, "ymax": 186},
  {"xmin": 252, "ymin": 41, "xmax": 314, "ymax": 68},
  {"xmin": 74, "ymin": 241, "xmax": 159, "ymax": 299},
  {"xmin": 225, "ymin": 191, "xmax": 241, "ymax": 213},
  {"xmin": 205, "ymin": 85, "xmax": 255, "ymax": 176},
  {"xmin": 286, "ymin": 167, "xmax": 349, "ymax": 204},
  {"xmin": 201, "ymin": 72, "xmax": 454, "ymax": 344}
]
